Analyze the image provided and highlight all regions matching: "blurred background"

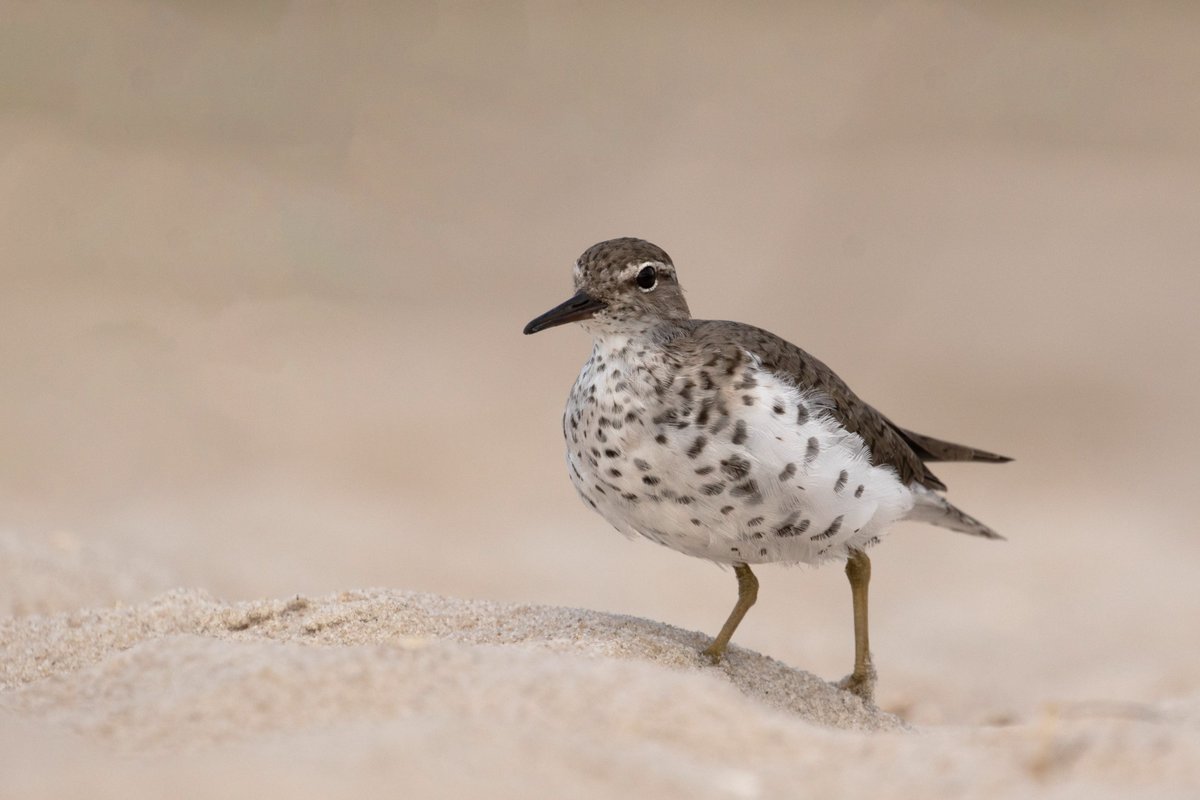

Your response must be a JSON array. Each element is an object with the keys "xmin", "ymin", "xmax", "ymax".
[{"xmin": 2, "ymin": 1, "xmax": 1197, "ymax": 723}]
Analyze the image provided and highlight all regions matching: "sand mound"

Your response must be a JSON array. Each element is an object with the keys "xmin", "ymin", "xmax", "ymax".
[
  {"xmin": 3, "ymin": 587, "xmax": 1199, "ymax": 799},
  {"xmin": 1, "ymin": 588, "xmax": 894, "ymax": 735}
]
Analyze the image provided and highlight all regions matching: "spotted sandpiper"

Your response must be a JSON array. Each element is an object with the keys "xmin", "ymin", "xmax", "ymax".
[{"xmin": 523, "ymin": 237, "xmax": 1010, "ymax": 702}]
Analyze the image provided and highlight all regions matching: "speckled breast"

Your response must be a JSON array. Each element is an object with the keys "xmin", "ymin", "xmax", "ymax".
[{"xmin": 562, "ymin": 335, "xmax": 914, "ymax": 566}]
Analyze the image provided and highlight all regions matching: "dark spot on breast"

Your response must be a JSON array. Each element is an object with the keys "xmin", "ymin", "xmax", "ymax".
[
  {"xmin": 696, "ymin": 398, "xmax": 713, "ymax": 426},
  {"xmin": 694, "ymin": 465, "xmax": 715, "ymax": 475},
  {"xmin": 747, "ymin": 516, "xmax": 764, "ymax": 527},
  {"xmin": 687, "ymin": 436, "xmax": 708, "ymax": 458},
  {"xmin": 811, "ymin": 515, "xmax": 844, "ymax": 541},
  {"xmin": 634, "ymin": 458, "xmax": 651, "ymax": 471},
  {"xmin": 676, "ymin": 495, "xmax": 693, "ymax": 505},
  {"xmin": 796, "ymin": 405, "xmax": 809, "ymax": 425},
  {"xmin": 651, "ymin": 409, "xmax": 678, "ymax": 426},
  {"xmin": 593, "ymin": 484, "xmax": 606, "ymax": 494},
  {"xmin": 721, "ymin": 505, "xmax": 735, "ymax": 515},
  {"xmin": 701, "ymin": 482, "xmax": 726, "ymax": 496},
  {"xmin": 642, "ymin": 475, "xmax": 659, "ymax": 486},
  {"xmin": 854, "ymin": 484, "xmax": 865, "ymax": 498},
  {"xmin": 624, "ymin": 411, "xmax": 638, "ymax": 423},
  {"xmin": 655, "ymin": 434, "xmax": 668, "ymax": 445},
  {"xmin": 604, "ymin": 448, "xmax": 620, "ymax": 458},
  {"xmin": 805, "ymin": 437, "xmax": 820, "ymax": 462},
  {"xmin": 729, "ymin": 479, "xmax": 760, "ymax": 501},
  {"xmin": 777, "ymin": 519, "xmax": 810, "ymax": 537},
  {"xmin": 598, "ymin": 416, "xmax": 610, "ymax": 428},
  {"xmin": 596, "ymin": 430, "xmax": 607, "ymax": 443},
  {"xmin": 691, "ymin": 518, "xmax": 702, "ymax": 526},
  {"xmin": 772, "ymin": 402, "xmax": 785, "ymax": 415},
  {"xmin": 621, "ymin": 493, "xmax": 639, "ymax": 502},
  {"xmin": 759, "ymin": 548, "xmax": 768, "ymax": 557},
  {"xmin": 778, "ymin": 463, "xmax": 796, "ymax": 481},
  {"xmin": 608, "ymin": 468, "xmax": 622, "ymax": 478},
  {"xmin": 720, "ymin": 456, "xmax": 751, "ymax": 481},
  {"xmin": 742, "ymin": 395, "xmax": 755, "ymax": 406},
  {"xmin": 834, "ymin": 470, "xmax": 849, "ymax": 493},
  {"xmin": 732, "ymin": 420, "xmax": 748, "ymax": 445}
]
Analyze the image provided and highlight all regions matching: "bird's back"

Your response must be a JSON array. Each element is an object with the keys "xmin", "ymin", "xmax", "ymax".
[{"xmin": 666, "ymin": 319, "xmax": 950, "ymax": 490}]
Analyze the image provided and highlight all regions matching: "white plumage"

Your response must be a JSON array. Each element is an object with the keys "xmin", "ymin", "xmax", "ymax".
[{"xmin": 566, "ymin": 338, "xmax": 915, "ymax": 566}]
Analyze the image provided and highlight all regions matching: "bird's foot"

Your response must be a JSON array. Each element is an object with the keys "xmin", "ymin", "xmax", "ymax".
[
  {"xmin": 700, "ymin": 641, "xmax": 726, "ymax": 665},
  {"xmin": 836, "ymin": 661, "xmax": 877, "ymax": 704}
]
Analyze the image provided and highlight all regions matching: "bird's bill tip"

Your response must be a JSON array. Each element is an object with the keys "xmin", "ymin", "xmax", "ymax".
[{"xmin": 523, "ymin": 291, "xmax": 606, "ymax": 335}]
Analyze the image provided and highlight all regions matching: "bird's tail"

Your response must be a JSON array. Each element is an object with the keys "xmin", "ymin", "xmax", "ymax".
[
  {"xmin": 907, "ymin": 485, "xmax": 1004, "ymax": 540},
  {"xmin": 895, "ymin": 427, "xmax": 1012, "ymax": 464}
]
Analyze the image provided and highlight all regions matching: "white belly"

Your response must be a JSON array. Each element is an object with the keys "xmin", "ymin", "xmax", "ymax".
[{"xmin": 564, "ymin": 343, "xmax": 914, "ymax": 565}]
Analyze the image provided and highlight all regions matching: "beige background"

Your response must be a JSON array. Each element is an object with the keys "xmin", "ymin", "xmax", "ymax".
[{"xmin": 3, "ymin": 0, "xmax": 1199, "ymax": 731}]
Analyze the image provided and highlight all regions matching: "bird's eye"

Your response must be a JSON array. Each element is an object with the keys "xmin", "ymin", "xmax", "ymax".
[{"xmin": 635, "ymin": 265, "xmax": 657, "ymax": 291}]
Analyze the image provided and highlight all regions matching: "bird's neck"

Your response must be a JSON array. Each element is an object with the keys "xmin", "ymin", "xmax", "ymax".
[
  {"xmin": 585, "ymin": 324, "xmax": 683, "ymax": 388},
  {"xmin": 581, "ymin": 316, "xmax": 688, "ymax": 344}
]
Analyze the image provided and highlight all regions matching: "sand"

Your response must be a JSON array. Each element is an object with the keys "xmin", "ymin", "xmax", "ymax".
[{"xmin": 2, "ymin": 532, "xmax": 1198, "ymax": 799}]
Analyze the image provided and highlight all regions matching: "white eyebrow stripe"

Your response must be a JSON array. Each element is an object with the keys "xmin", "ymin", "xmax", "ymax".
[{"xmin": 618, "ymin": 260, "xmax": 674, "ymax": 280}]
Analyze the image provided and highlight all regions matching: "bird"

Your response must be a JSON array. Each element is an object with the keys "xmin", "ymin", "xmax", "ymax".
[{"xmin": 523, "ymin": 237, "xmax": 1009, "ymax": 702}]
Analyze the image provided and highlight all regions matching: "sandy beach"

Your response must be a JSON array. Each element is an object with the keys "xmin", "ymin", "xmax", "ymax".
[
  {"xmin": 3, "ymin": 536, "xmax": 1198, "ymax": 798},
  {"xmin": 3, "ymin": 2, "xmax": 1199, "ymax": 797}
]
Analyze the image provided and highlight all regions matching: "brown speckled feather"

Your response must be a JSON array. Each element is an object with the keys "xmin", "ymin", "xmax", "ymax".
[{"xmin": 665, "ymin": 320, "xmax": 954, "ymax": 491}]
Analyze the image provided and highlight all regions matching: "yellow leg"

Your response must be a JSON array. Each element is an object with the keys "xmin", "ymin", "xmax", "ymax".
[
  {"xmin": 701, "ymin": 563, "xmax": 758, "ymax": 664},
  {"xmin": 837, "ymin": 549, "xmax": 877, "ymax": 703}
]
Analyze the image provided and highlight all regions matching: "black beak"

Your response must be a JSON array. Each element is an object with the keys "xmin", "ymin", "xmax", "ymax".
[{"xmin": 523, "ymin": 291, "xmax": 607, "ymax": 335}]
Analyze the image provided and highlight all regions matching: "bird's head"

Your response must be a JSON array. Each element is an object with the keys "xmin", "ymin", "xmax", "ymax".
[{"xmin": 523, "ymin": 237, "xmax": 691, "ymax": 337}]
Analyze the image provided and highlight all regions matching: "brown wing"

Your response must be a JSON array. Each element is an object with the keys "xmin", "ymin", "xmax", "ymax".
[{"xmin": 671, "ymin": 321, "xmax": 947, "ymax": 491}]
